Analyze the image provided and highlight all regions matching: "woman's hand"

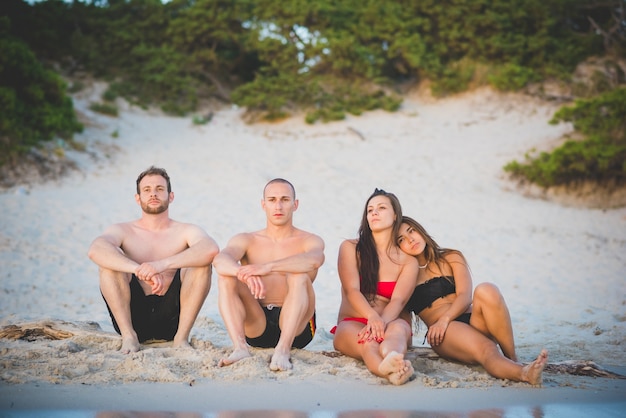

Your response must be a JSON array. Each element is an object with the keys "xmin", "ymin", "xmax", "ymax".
[
  {"xmin": 358, "ymin": 314, "xmax": 385, "ymax": 344},
  {"xmin": 427, "ymin": 317, "xmax": 450, "ymax": 347}
]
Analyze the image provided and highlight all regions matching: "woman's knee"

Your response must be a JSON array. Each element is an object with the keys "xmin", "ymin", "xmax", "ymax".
[
  {"xmin": 474, "ymin": 282, "xmax": 503, "ymax": 304},
  {"xmin": 333, "ymin": 331, "xmax": 359, "ymax": 357},
  {"xmin": 386, "ymin": 319, "xmax": 411, "ymax": 335}
]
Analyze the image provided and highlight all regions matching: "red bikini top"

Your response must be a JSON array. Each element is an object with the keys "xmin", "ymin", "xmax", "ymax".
[{"xmin": 377, "ymin": 281, "xmax": 396, "ymax": 299}]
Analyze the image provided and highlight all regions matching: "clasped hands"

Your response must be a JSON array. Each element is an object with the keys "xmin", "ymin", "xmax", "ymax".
[
  {"xmin": 135, "ymin": 261, "xmax": 168, "ymax": 296},
  {"xmin": 237, "ymin": 264, "xmax": 270, "ymax": 299}
]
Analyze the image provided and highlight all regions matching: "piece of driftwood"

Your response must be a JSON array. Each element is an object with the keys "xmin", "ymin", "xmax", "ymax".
[
  {"xmin": 0, "ymin": 324, "xmax": 74, "ymax": 341},
  {"xmin": 545, "ymin": 361, "xmax": 625, "ymax": 379},
  {"xmin": 320, "ymin": 350, "xmax": 344, "ymax": 358}
]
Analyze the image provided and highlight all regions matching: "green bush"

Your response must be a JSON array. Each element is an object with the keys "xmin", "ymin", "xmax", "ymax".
[
  {"xmin": 431, "ymin": 59, "xmax": 476, "ymax": 97},
  {"xmin": 505, "ymin": 88, "xmax": 626, "ymax": 187},
  {"xmin": 488, "ymin": 64, "xmax": 538, "ymax": 91},
  {"xmin": 303, "ymin": 83, "xmax": 402, "ymax": 124},
  {"xmin": 0, "ymin": 23, "xmax": 82, "ymax": 167}
]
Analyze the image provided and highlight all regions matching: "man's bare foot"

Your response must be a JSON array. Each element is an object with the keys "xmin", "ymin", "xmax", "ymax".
[
  {"xmin": 269, "ymin": 349, "xmax": 292, "ymax": 371},
  {"xmin": 120, "ymin": 335, "xmax": 141, "ymax": 354},
  {"xmin": 378, "ymin": 351, "xmax": 414, "ymax": 385},
  {"xmin": 522, "ymin": 349, "xmax": 548, "ymax": 385},
  {"xmin": 172, "ymin": 338, "xmax": 192, "ymax": 349},
  {"xmin": 218, "ymin": 348, "xmax": 252, "ymax": 367}
]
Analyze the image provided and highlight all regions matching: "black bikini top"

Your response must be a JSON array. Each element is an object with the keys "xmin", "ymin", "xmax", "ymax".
[{"xmin": 406, "ymin": 276, "xmax": 455, "ymax": 314}]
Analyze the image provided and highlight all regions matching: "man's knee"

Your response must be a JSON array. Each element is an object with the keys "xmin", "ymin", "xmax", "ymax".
[
  {"xmin": 286, "ymin": 272, "xmax": 313, "ymax": 288},
  {"xmin": 217, "ymin": 274, "xmax": 240, "ymax": 292},
  {"xmin": 182, "ymin": 265, "xmax": 211, "ymax": 281},
  {"xmin": 99, "ymin": 267, "xmax": 130, "ymax": 283},
  {"xmin": 179, "ymin": 266, "xmax": 207, "ymax": 289}
]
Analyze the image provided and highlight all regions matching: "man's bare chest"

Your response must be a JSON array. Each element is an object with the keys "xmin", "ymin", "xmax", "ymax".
[
  {"xmin": 122, "ymin": 230, "xmax": 187, "ymax": 262},
  {"xmin": 246, "ymin": 239, "xmax": 303, "ymax": 264}
]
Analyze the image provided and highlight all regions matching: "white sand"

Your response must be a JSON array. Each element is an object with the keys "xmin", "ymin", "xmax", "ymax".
[{"xmin": 1, "ymin": 82, "xmax": 625, "ymax": 414}]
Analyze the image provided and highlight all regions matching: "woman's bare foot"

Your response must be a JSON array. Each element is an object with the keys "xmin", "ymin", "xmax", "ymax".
[
  {"xmin": 379, "ymin": 351, "xmax": 414, "ymax": 385},
  {"xmin": 522, "ymin": 349, "xmax": 548, "ymax": 385},
  {"xmin": 389, "ymin": 360, "xmax": 415, "ymax": 385},
  {"xmin": 269, "ymin": 349, "xmax": 292, "ymax": 371},
  {"xmin": 218, "ymin": 348, "xmax": 252, "ymax": 367},
  {"xmin": 120, "ymin": 335, "xmax": 141, "ymax": 354}
]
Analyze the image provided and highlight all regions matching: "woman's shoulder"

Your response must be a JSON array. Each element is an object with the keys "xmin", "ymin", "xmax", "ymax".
[
  {"xmin": 442, "ymin": 249, "xmax": 468, "ymax": 265},
  {"xmin": 339, "ymin": 238, "xmax": 358, "ymax": 250},
  {"xmin": 389, "ymin": 246, "xmax": 418, "ymax": 266}
]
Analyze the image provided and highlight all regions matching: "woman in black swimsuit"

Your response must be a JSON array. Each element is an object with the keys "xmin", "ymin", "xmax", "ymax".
[{"xmin": 397, "ymin": 216, "xmax": 548, "ymax": 385}]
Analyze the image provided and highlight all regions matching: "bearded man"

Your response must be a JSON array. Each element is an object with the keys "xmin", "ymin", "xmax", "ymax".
[{"xmin": 88, "ymin": 166, "xmax": 218, "ymax": 353}]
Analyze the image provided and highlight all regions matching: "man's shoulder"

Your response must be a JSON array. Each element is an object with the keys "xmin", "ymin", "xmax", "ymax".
[
  {"xmin": 226, "ymin": 230, "xmax": 257, "ymax": 245},
  {"xmin": 285, "ymin": 225, "xmax": 318, "ymax": 237},
  {"xmin": 105, "ymin": 220, "xmax": 137, "ymax": 232},
  {"xmin": 297, "ymin": 228, "xmax": 324, "ymax": 243},
  {"xmin": 170, "ymin": 219, "xmax": 204, "ymax": 231}
]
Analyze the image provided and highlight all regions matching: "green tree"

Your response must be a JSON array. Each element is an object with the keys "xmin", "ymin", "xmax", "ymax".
[{"xmin": 0, "ymin": 18, "xmax": 82, "ymax": 166}]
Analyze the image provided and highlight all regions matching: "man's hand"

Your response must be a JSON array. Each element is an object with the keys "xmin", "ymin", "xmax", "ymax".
[
  {"xmin": 240, "ymin": 274, "xmax": 265, "ymax": 299},
  {"xmin": 135, "ymin": 262, "xmax": 167, "ymax": 295},
  {"xmin": 147, "ymin": 273, "xmax": 166, "ymax": 295},
  {"xmin": 237, "ymin": 264, "xmax": 269, "ymax": 299},
  {"xmin": 135, "ymin": 261, "xmax": 163, "ymax": 281}
]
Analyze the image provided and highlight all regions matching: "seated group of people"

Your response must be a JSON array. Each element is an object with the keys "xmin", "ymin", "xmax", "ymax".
[{"xmin": 88, "ymin": 166, "xmax": 548, "ymax": 385}]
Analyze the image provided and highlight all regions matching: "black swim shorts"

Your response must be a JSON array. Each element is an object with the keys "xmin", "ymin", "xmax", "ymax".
[
  {"xmin": 103, "ymin": 269, "xmax": 181, "ymax": 342},
  {"xmin": 246, "ymin": 305, "xmax": 316, "ymax": 349}
]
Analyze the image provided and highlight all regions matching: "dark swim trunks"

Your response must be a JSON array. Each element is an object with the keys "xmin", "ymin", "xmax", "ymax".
[
  {"xmin": 103, "ymin": 269, "xmax": 181, "ymax": 343},
  {"xmin": 246, "ymin": 305, "xmax": 316, "ymax": 349}
]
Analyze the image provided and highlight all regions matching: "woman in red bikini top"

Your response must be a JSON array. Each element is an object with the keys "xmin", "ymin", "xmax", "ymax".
[
  {"xmin": 332, "ymin": 189, "xmax": 419, "ymax": 386},
  {"xmin": 397, "ymin": 215, "xmax": 548, "ymax": 385}
]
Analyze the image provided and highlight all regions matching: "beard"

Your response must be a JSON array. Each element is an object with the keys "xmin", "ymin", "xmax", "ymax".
[{"xmin": 141, "ymin": 199, "xmax": 169, "ymax": 214}]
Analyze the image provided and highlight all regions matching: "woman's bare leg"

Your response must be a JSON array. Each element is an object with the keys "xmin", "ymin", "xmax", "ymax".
[
  {"xmin": 433, "ymin": 321, "xmax": 547, "ymax": 385},
  {"xmin": 470, "ymin": 282, "xmax": 517, "ymax": 361},
  {"xmin": 378, "ymin": 319, "xmax": 414, "ymax": 385},
  {"xmin": 334, "ymin": 320, "xmax": 413, "ymax": 385}
]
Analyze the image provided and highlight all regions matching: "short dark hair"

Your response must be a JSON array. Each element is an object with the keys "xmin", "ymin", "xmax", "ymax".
[
  {"xmin": 136, "ymin": 166, "xmax": 172, "ymax": 194},
  {"xmin": 263, "ymin": 178, "xmax": 296, "ymax": 199}
]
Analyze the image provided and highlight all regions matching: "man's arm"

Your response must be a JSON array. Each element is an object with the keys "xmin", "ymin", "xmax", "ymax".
[
  {"xmin": 213, "ymin": 233, "xmax": 250, "ymax": 277},
  {"xmin": 145, "ymin": 224, "xmax": 219, "ymax": 274},
  {"xmin": 87, "ymin": 224, "xmax": 139, "ymax": 273},
  {"xmin": 238, "ymin": 234, "xmax": 325, "ymax": 280}
]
